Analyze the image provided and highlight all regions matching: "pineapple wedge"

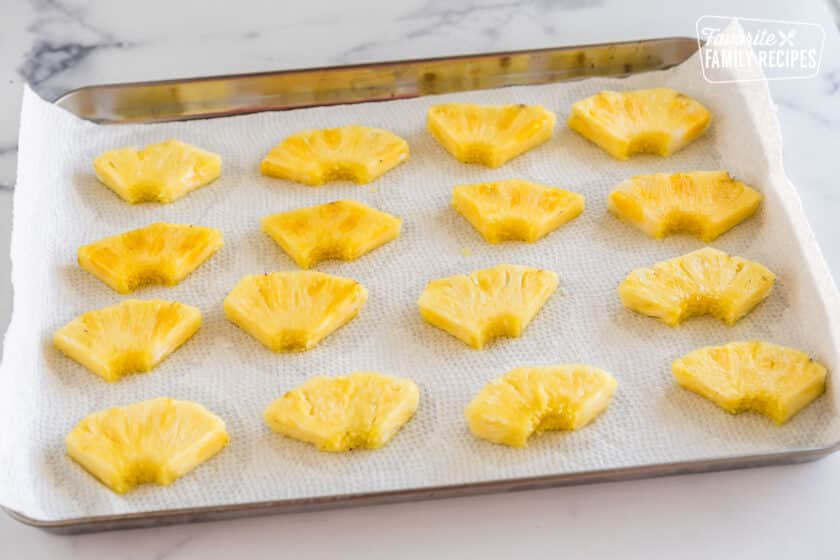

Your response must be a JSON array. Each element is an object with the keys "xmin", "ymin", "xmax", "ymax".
[
  {"xmin": 54, "ymin": 300, "xmax": 202, "ymax": 382},
  {"xmin": 427, "ymin": 103, "xmax": 556, "ymax": 168},
  {"xmin": 568, "ymin": 88, "xmax": 711, "ymax": 160},
  {"xmin": 260, "ymin": 125, "xmax": 409, "ymax": 186},
  {"xmin": 466, "ymin": 365, "xmax": 617, "ymax": 447},
  {"xmin": 417, "ymin": 264, "xmax": 558, "ymax": 349},
  {"xmin": 673, "ymin": 341, "xmax": 827, "ymax": 424},
  {"xmin": 262, "ymin": 200, "xmax": 401, "ymax": 269},
  {"xmin": 609, "ymin": 171, "xmax": 761, "ymax": 241},
  {"xmin": 264, "ymin": 371, "xmax": 419, "ymax": 452},
  {"xmin": 66, "ymin": 397, "xmax": 229, "ymax": 493},
  {"xmin": 94, "ymin": 139, "xmax": 222, "ymax": 203},
  {"xmin": 453, "ymin": 179, "xmax": 584, "ymax": 243},
  {"xmin": 618, "ymin": 248, "xmax": 775, "ymax": 326},
  {"xmin": 78, "ymin": 222, "xmax": 223, "ymax": 293},
  {"xmin": 224, "ymin": 271, "xmax": 367, "ymax": 352}
]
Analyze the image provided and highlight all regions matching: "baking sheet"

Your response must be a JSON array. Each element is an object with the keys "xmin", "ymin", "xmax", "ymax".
[{"xmin": 2, "ymin": 43, "xmax": 840, "ymax": 523}]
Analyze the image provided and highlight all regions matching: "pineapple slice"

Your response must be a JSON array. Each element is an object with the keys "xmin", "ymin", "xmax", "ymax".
[
  {"xmin": 94, "ymin": 139, "xmax": 222, "ymax": 203},
  {"xmin": 260, "ymin": 125, "xmax": 409, "ymax": 186},
  {"xmin": 264, "ymin": 371, "xmax": 419, "ymax": 452},
  {"xmin": 224, "ymin": 271, "xmax": 367, "ymax": 352},
  {"xmin": 452, "ymin": 179, "xmax": 584, "ymax": 243},
  {"xmin": 66, "ymin": 397, "xmax": 229, "ymax": 493},
  {"xmin": 672, "ymin": 341, "xmax": 827, "ymax": 424},
  {"xmin": 53, "ymin": 300, "xmax": 202, "ymax": 382},
  {"xmin": 427, "ymin": 103, "xmax": 556, "ymax": 167},
  {"xmin": 78, "ymin": 222, "xmax": 223, "ymax": 293},
  {"xmin": 609, "ymin": 171, "xmax": 761, "ymax": 241},
  {"xmin": 262, "ymin": 200, "xmax": 401, "ymax": 269},
  {"xmin": 417, "ymin": 264, "xmax": 558, "ymax": 349},
  {"xmin": 466, "ymin": 365, "xmax": 617, "ymax": 447},
  {"xmin": 568, "ymin": 88, "xmax": 711, "ymax": 160},
  {"xmin": 618, "ymin": 248, "xmax": 775, "ymax": 326}
]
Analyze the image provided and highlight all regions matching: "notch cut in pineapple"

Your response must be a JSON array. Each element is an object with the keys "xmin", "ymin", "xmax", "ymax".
[
  {"xmin": 78, "ymin": 222, "xmax": 223, "ymax": 293},
  {"xmin": 260, "ymin": 125, "xmax": 409, "ymax": 185},
  {"xmin": 618, "ymin": 248, "xmax": 775, "ymax": 326},
  {"xmin": 66, "ymin": 398, "xmax": 229, "ymax": 494},
  {"xmin": 264, "ymin": 372, "xmax": 419, "ymax": 452},
  {"xmin": 452, "ymin": 179, "xmax": 584, "ymax": 243},
  {"xmin": 568, "ymin": 88, "xmax": 711, "ymax": 160},
  {"xmin": 53, "ymin": 300, "xmax": 202, "ymax": 382},
  {"xmin": 427, "ymin": 103, "xmax": 556, "ymax": 168},
  {"xmin": 94, "ymin": 139, "xmax": 222, "ymax": 203},
  {"xmin": 466, "ymin": 365, "xmax": 617, "ymax": 447},
  {"xmin": 417, "ymin": 264, "xmax": 558, "ymax": 349},
  {"xmin": 673, "ymin": 341, "xmax": 827, "ymax": 424},
  {"xmin": 224, "ymin": 271, "xmax": 367, "ymax": 352},
  {"xmin": 609, "ymin": 171, "xmax": 761, "ymax": 242},
  {"xmin": 262, "ymin": 200, "xmax": 401, "ymax": 269}
]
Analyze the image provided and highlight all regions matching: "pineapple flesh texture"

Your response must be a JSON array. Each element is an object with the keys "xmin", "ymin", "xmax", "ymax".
[
  {"xmin": 78, "ymin": 222, "xmax": 223, "ymax": 293},
  {"xmin": 53, "ymin": 299, "xmax": 202, "ymax": 382},
  {"xmin": 609, "ymin": 171, "xmax": 761, "ymax": 242},
  {"xmin": 417, "ymin": 264, "xmax": 558, "ymax": 349},
  {"xmin": 618, "ymin": 248, "xmax": 775, "ymax": 327},
  {"xmin": 260, "ymin": 125, "xmax": 409, "ymax": 186},
  {"xmin": 264, "ymin": 372, "xmax": 419, "ymax": 452},
  {"xmin": 66, "ymin": 397, "xmax": 229, "ymax": 494},
  {"xmin": 224, "ymin": 271, "xmax": 367, "ymax": 352},
  {"xmin": 672, "ymin": 341, "xmax": 827, "ymax": 424},
  {"xmin": 94, "ymin": 139, "xmax": 222, "ymax": 203},
  {"xmin": 568, "ymin": 88, "xmax": 711, "ymax": 160},
  {"xmin": 427, "ymin": 103, "xmax": 556, "ymax": 168},
  {"xmin": 466, "ymin": 365, "xmax": 617, "ymax": 447},
  {"xmin": 262, "ymin": 200, "xmax": 401, "ymax": 269},
  {"xmin": 452, "ymin": 179, "xmax": 585, "ymax": 243}
]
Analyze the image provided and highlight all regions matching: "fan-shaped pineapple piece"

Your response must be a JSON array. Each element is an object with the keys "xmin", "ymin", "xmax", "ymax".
[
  {"xmin": 66, "ymin": 398, "xmax": 229, "ymax": 494},
  {"xmin": 466, "ymin": 365, "xmax": 617, "ymax": 447},
  {"xmin": 224, "ymin": 271, "xmax": 367, "ymax": 352},
  {"xmin": 54, "ymin": 300, "xmax": 202, "ymax": 382},
  {"xmin": 609, "ymin": 171, "xmax": 761, "ymax": 241},
  {"xmin": 427, "ymin": 103, "xmax": 556, "ymax": 168},
  {"xmin": 618, "ymin": 248, "xmax": 775, "ymax": 326},
  {"xmin": 673, "ymin": 341, "xmax": 827, "ymax": 424},
  {"xmin": 94, "ymin": 139, "xmax": 222, "ymax": 203},
  {"xmin": 568, "ymin": 88, "xmax": 711, "ymax": 160},
  {"xmin": 260, "ymin": 125, "xmax": 409, "ymax": 186},
  {"xmin": 264, "ymin": 372, "xmax": 419, "ymax": 452},
  {"xmin": 417, "ymin": 264, "xmax": 558, "ymax": 349},
  {"xmin": 262, "ymin": 200, "xmax": 401, "ymax": 269},
  {"xmin": 78, "ymin": 222, "xmax": 223, "ymax": 293},
  {"xmin": 453, "ymin": 179, "xmax": 584, "ymax": 243}
]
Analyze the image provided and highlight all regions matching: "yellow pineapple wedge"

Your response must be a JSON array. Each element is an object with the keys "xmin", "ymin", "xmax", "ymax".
[
  {"xmin": 673, "ymin": 341, "xmax": 827, "ymax": 424},
  {"xmin": 417, "ymin": 264, "xmax": 558, "ymax": 349},
  {"xmin": 618, "ymin": 248, "xmax": 775, "ymax": 326},
  {"xmin": 78, "ymin": 222, "xmax": 223, "ymax": 293},
  {"xmin": 262, "ymin": 200, "xmax": 401, "ymax": 269},
  {"xmin": 452, "ymin": 179, "xmax": 584, "ymax": 243},
  {"xmin": 54, "ymin": 300, "xmax": 202, "ymax": 382},
  {"xmin": 609, "ymin": 171, "xmax": 761, "ymax": 241},
  {"xmin": 260, "ymin": 125, "xmax": 409, "ymax": 186},
  {"xmin": 94, "ymin": 139, "xmax": 222, "ymax": 203},
  {"xmin": 427, "ymin": 103, "xmax": 556, "ymax": 168},
  {"xmin": 568, "ymin": 88, "xmax": 711, "ymax": 160},
  {"xmin": 264, "ymin": 372, "xmax": 419, "ymax": 452},
  {"xmin": 466, "ymin": 365, "xmax": 617, "ymax": 447},
  {"xmin": 224, "ymin": 271, "xmax": 367, "ymax": 352},
  {"xmin": 66, "ymin": 397, "xmax": 229, "ymax": 494}
]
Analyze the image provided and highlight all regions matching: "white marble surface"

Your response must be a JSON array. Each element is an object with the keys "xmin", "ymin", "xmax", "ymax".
[{"xmin": 1, "ymin": 0, "xmax": 839, "ymax": 557}]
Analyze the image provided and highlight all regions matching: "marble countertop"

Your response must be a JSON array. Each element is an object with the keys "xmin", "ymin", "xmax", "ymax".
[{"xmin": 2, "ymin": 1, "xmax": 840, "ymax": 558}]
